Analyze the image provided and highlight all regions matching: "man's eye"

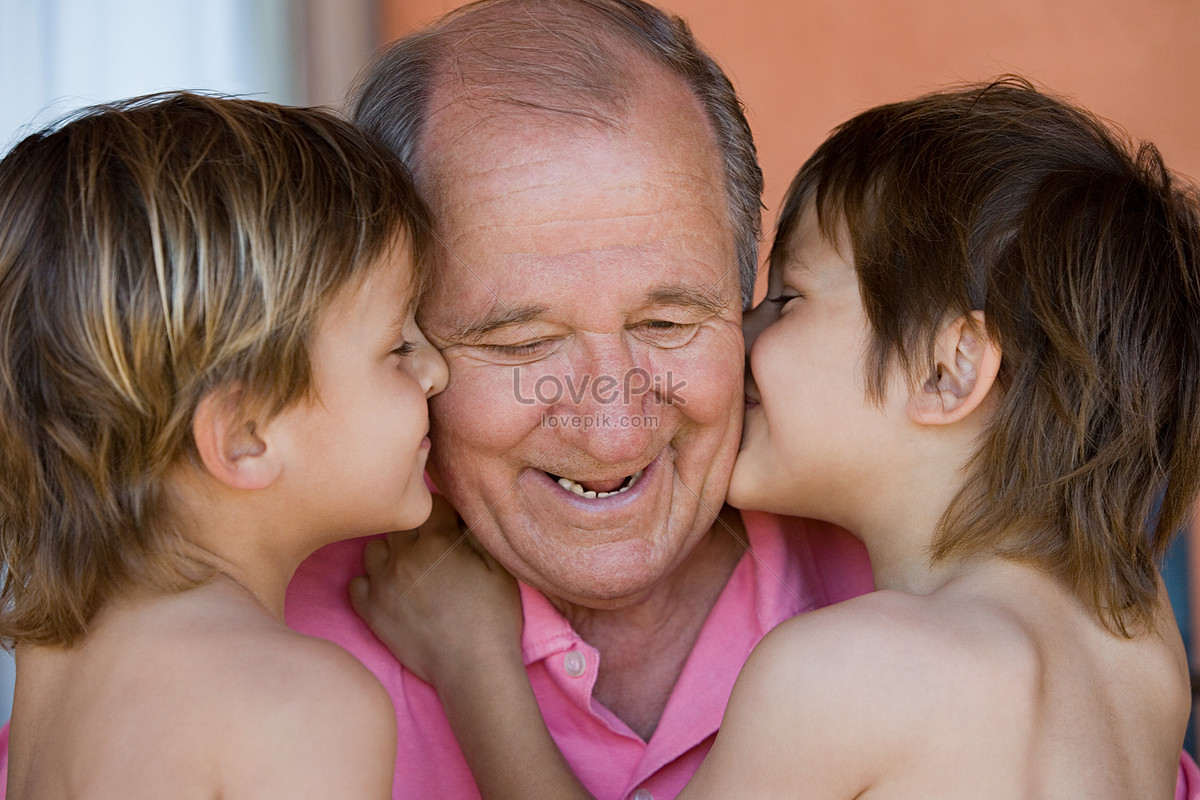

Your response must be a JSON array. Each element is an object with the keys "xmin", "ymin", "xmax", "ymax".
[
  {"xmin": 633, "ymin": 320, "xmax": 701, "ymax": 348},
  {"xmin": 492, "ymin": 341, "xmax": 544, "ymax": 354},
  {"xmin": 480, "ymin": 340, "xmax": 554, "ymax": 361}
]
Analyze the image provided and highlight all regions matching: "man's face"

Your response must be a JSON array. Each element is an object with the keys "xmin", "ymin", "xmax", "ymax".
[{"xmin": 416, "ymin": 71, "xmax": 745, "ymax": 611}]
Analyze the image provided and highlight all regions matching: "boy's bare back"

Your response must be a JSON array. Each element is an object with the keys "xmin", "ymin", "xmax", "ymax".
[
  {"xmin": 8, "ymin": 578, "xmax": 395, "ymax": 798},
  {"xmin": 694, "ymin": 560, "xmax": 1189, "ymax": 799}
]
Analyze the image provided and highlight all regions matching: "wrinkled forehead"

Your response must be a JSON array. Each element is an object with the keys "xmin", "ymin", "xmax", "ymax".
[
  {"xmin": 424, "ymin": 68, "xmax": 726, "ymax": 231},
  {"xmin": 413, "ymin": 113, "xmax": 737, "ymax": 330},
  {"xmin": 414, "ymin": 97, "xmax": 619, "ymax": 217},
  {"xmin": 408, "ymin": 51, "xmax": 736, "ymax": 324},
  {"xmin": 435, "ymin": 29, "xmax": 634, "ymax": 127},
  {"xmin": 414, "ymin": 45, "xmax": 715, "ymax": 186}
]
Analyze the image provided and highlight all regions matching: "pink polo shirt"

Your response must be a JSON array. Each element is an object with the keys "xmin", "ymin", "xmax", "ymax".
[{"xmin": 283, "ymin": 510, "xmax": 872, "ymax": 799}]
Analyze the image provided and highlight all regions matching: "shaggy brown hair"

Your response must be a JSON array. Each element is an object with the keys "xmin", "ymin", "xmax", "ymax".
[
  {"xmin": 774, "ymin": 77, "xmax": 1200, "ymax": 635},
  {"xmin": 0, "ymin": 93, "xmax": 431, "ymax": 648}
]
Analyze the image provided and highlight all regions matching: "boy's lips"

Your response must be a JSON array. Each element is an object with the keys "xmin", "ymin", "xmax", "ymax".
[{"xmin": 744, "ymin": 383, "xmax": 762, "ymax": 409}]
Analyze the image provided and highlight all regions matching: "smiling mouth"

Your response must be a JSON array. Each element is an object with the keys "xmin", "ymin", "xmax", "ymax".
[{"xmin": 548, "ymin": 469, "xmax": 646, "ymax": 499}]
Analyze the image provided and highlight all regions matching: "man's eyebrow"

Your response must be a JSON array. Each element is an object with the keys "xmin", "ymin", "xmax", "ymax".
[
  {"xmin": 449, "ymin": 304, "xmax": 550, "ymax": 342},
  {"xmin": 645, "ymin": 285, "xmax": 730, "ymax": 315}
]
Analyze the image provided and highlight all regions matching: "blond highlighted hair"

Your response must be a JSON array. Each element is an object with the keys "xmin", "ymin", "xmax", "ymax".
[{"xmin": 0, "ymin": 92, "xmax": 431, "ymax": 648}]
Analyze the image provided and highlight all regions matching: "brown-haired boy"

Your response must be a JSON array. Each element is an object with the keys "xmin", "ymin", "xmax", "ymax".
[{"xmin": 0, "ymin": 93, "xmax": 447, "ymax": 796}]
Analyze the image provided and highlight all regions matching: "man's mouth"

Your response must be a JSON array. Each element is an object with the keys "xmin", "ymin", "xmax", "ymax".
[{"xmin": 548, "ymin": 468, "xmax": 646, "ymax": 499}]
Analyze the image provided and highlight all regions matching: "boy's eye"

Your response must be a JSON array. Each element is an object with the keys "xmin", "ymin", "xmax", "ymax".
[
  {"xmin": 766, "ymin": 293, "xmax": 801, "ymax": 308},
  {"xmin": 391, "ymin": 341, "xmax": 416, "ymax": 358}
]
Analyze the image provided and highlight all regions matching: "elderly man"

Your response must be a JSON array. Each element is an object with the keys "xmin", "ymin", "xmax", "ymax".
[{"xmin": 284, "ymin": 0, "xmax": 871, "ymax": 797}]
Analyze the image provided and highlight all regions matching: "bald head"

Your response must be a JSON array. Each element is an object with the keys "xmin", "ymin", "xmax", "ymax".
[{"xmin": 351, "ymin": 0, "xmax": 763, "ymax": 305}]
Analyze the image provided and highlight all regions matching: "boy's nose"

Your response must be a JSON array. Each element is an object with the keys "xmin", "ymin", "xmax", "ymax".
[
  {"xmin": 741, "ymin": 300, "xmax": 772, "ymax": 356},
  {"xmin": 420, "ymin": 343, "xmax": 449, "ymax": 397}
]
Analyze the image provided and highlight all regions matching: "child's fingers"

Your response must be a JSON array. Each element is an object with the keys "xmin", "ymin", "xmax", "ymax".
[
  {"xmin": 468, "ymin": 534, "xmax": 511, "ymax": 578},
  {"xmin": 347, "ymin": 575, "xmax": 371, "ymax": 617},
  {"xmin": 362, "ymin": 537, "xmax": 391, "ymax": 575},
  {"xmin": 420, "ymin": 494, "xmax": 461, "ymax": 538}
]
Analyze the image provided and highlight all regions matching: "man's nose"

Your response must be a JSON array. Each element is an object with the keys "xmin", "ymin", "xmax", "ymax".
[{"xmin": 554, "ymin": 336, "xmax": 656, "ymax": 463}]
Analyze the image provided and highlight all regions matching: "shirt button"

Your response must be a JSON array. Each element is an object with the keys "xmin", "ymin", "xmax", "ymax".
[
  {"xmin": 563, "ymin": 650, "xmax": 586, "ymax": 677},
  {"xmin": 631, "ymin": 790, "xmax": 653, "ymax": 800}
]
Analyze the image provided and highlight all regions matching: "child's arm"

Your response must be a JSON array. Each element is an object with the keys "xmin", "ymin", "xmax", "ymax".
[{"xmin": 349, "ymin": 497, "xmax": 594, "ymax": 800}]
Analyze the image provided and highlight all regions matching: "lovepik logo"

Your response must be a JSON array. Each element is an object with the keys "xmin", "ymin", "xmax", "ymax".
[{"xmin": 512, "ymin": 367, "xmax": 687, "ymax": 406}]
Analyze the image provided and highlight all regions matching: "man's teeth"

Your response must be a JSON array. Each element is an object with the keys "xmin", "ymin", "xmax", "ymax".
[{"xmin": 555, "ymin": 469, "xmax": 644, "ymax": 499}]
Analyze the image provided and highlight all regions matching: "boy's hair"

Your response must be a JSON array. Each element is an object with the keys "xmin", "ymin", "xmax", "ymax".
[
  {"xmin": 774, "ymin": 77, "xmax": 1200, "ymax": 635},
  {"xmin": 0, "ymin": 92, "xmax": 431, "ymax": 648}
]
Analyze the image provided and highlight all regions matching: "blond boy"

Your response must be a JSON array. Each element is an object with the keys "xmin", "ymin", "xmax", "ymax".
[{"xmin": 0, "ymin": 93, "xmax": 447, "ymax": 797}]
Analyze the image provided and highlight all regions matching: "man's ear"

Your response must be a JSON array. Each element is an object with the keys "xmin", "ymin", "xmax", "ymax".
[
  {"xmin": 908, "ymin": 311, "xmax": 1001, "ymax": 425},
  {"xmin": 192, "ymin": 385, "xmax": 282, "ymax": 491}
]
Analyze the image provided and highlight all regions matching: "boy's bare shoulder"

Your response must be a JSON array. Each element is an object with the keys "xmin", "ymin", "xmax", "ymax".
[
  {"xmin": 166, "ymin": 588, "xmax": 397, "ymax": 796},
  {"xmin": 13, "ymin": 583, "xmax": 396, "ymax": 798},
  {"xmin": 709, "ymin": 589, "xmax": 1037, "ymax": 788},
  {"xmin": 198, "ymin": 606, "xmax": 391, "ymax": 715},
  {"xmin": 690, "ymin": 592, "xmax": 956, "ymax": 796},
  {"xmin": 702, "ymin": 574, "xmax": 1186, "ymax": 799},
  {"xmin": 116, "ymin": 583, "xmax": 397, "ymax": 796},
  {"xmin": 756, "ymin": 587, "xmax": 1038, "ymax": 718},
  {"xmin": 209, "ymin": 628, "xmax": 396, "ymax": 796}
]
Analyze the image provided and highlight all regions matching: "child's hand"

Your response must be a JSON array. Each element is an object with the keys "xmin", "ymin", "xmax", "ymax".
[
  {"xmin": 351, "ymin": 499, "xmax": 594, "ymax": 800},
  {"xmin": 348, "ymin": 496, "xmax": 523, "ymax": 689}
]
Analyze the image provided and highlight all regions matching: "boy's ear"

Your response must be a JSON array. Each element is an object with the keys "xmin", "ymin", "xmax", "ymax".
[
  {"xmin": 908, "ymin": 311, "xmax": 1001, "ymax": 426},
  {"xmin": 192, "ymin": 384, "xmax": 282, "ymax": 491}
]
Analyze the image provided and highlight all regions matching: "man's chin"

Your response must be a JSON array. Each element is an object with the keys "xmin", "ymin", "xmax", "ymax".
[{"xmin": 526, "ymin": 552, "xmax": 681, "ymax": 614}]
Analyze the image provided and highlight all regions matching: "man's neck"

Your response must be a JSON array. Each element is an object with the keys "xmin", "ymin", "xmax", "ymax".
[{"xmin": 557, "ymin": 506, "xmax": 747, "ymax": 740}]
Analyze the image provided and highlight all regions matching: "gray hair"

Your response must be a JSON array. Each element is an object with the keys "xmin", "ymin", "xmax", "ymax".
[{"xmin": 351, "ymin": 0, "xmax": 763, "ymax": 306}]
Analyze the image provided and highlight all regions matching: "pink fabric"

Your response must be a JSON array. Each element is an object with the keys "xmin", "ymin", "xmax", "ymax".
[
  {"xmin": 283, "ymin": 510, "xmax": 872, "ymax": 799},
  {"xmin": 1179, "ymin": 750, "xmax": 1200, "ymax": 799}
]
